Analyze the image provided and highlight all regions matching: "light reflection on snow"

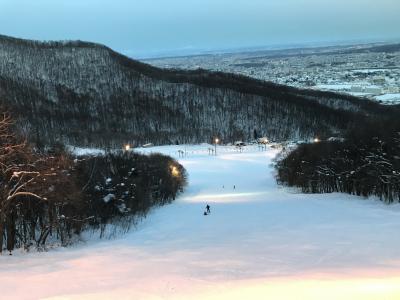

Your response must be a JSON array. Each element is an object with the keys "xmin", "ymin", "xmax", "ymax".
[
  {"xmin": 42, "ymin": 275, "xmax": 400, "ymax": 300},
  {"xmin": 182, "ymin": 191, "xmax": 273, "ymax": 203}
]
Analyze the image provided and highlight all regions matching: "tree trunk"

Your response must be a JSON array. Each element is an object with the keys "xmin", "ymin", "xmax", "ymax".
[
  {"xmin": 6, "ymin": 211, "xmax": 16, "ymax": 252},
  {"xmin": 0, "ymin": 212, "xmax": 4, "ymax": 254}
]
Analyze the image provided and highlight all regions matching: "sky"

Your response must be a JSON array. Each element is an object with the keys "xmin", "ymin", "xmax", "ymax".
[{"xmin": 0, "ymin": 0, "xmax": 399, "ymax": 58}]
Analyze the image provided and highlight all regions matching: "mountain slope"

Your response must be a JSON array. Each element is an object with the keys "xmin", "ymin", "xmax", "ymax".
[
  {"xmin": 1, "ymin": 145, "xmax": 400, "ymax": 299},
  {"xmin": 0, "ymin": 34, "xmax": 392, "ymax": 147}
]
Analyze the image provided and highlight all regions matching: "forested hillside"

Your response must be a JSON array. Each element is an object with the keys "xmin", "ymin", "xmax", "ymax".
[{"xmin": 0, "ymin": 34, "xmax": 391, "ymax": 147}]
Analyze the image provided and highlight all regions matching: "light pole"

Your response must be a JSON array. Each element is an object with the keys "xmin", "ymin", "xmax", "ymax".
[{"xmin": 214, "ymin": 138, "xmax": 219, "ymax": 156}]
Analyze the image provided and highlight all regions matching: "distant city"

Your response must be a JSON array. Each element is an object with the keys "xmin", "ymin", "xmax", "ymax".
[{"xmin": 145, "ymin": 42, "xmax": 400, "ymax": 105}]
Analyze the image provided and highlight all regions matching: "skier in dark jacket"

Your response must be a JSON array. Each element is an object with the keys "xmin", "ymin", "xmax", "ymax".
[{"xmin": 206, "ymin": 204, "xmax": 211, "ymax": 214}]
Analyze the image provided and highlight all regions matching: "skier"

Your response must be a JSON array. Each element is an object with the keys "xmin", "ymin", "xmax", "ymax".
[
  {"xmin": 233, "ymin": 185, "xmax": 236, "ymax": 190},
  {"xmin": 206, "ymin": 204, "xmax": 211, "ymax": 214}
]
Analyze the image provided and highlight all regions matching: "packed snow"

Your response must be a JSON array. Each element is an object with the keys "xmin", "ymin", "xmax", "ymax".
[{"xmin": 1, "ymin": 144, "xmax": 400, "ymax": 299}]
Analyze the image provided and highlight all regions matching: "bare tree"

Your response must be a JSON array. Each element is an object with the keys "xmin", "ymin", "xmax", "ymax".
[
  {"xmin": 0, "ymin": 111, "xmax": 79, "ymax": 253},
  {"xmin": 0, "ymin": 112, "xmax": 35, "ymax": 253}
]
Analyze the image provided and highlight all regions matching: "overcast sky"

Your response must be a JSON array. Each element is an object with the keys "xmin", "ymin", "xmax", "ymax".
[{"xmin": 0, "ymin": 0, "xmax": 399, "ymax": 58}]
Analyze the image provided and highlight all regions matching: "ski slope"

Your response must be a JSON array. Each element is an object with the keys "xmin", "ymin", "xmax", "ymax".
[{"xmin": 1, "ymin": 145, "xmax": 400, "ymax": 300}]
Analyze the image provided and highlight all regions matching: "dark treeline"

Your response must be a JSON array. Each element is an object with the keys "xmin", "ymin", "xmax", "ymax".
[
  {"xmin": 0, "ymin": 34, "xmax": 389, "ymax": 147},
  {"xmin": 75, "ymin": 151, "xmax": 187, "ymax": 238},
  {"xmin": 0, "ymin": 112, "xmax": 187, "ymax": 253},
  {"xmin": 277, "ymin": 115, "xmax": 400, "ymax": 203}
]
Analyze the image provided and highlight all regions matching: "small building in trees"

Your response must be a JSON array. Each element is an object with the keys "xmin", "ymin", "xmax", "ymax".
[{"xmin": 257, "ymin": 137, "xmax": 269, "ymax": 144}]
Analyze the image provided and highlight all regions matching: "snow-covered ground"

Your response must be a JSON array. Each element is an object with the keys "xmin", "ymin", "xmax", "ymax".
[
  {"xmin": 315, "ymin": 83, "xmax": 400, "ymax": 105},
  {"xmin": 1, "ymin": 145, "xmax": 400, "ymax": 300},
  {"xmin": 316, "ymin": 84, "xmax": 353, "ymax": 91},
  {"xmin": 376, "ymin": 93, "xmax": 400, "ymax": 104}
]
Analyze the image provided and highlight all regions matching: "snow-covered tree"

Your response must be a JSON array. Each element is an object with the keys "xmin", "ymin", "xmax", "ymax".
[{"xmin": 0, "ymin": 110, "xmax": 80, "ymax": 253}]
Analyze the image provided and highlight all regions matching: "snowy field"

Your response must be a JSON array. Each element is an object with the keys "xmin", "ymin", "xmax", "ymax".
[
  {"xmin": 1, "ymin": 145, "xmax": 400, "ymax": 299},
  {"xmin": 314, "ymin": 84, "xmax": 400, "ymax": 105},
  {"xmin": 376, "ymin": 93, "xmax": 400, "ymax": 104}
]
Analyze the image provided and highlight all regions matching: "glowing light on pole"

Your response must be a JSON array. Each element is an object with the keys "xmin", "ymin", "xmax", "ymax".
[
  {"xmin": 171, "ymin": 166, "xmax": 179, "ymax": 177},
  {"xmin": 215, "ymin": 138, "xmax": 219, "ymax": 155},
  {"xmin": 124, "ymin": 144, "xmax": 131, "ymax": 151}
]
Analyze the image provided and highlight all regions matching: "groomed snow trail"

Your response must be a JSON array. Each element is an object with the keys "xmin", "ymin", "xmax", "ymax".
[{"xmin": 1, "ymin": 145, "xmax": 400, "ymax": 300}]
